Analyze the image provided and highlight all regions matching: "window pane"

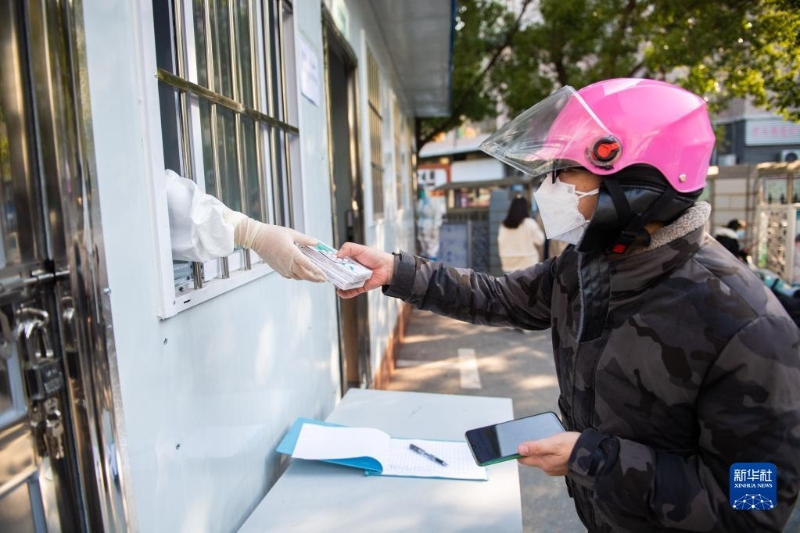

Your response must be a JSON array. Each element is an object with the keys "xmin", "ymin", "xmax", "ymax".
[
  {"xmin": 367, "ymin": 48, "xmax": 383, "ymax": 218},
  {"xmin": 198, "ymin": 99, "xmax": 217, "ymax": 196},
  {"xmin": 193, "ymin": 0, "xmax": 209, "ymax": 87},
  {"xmin": 158, "ymin": 86, "xmax": 183, "ymax": 174},
  {"xmin": 153, "ymin": 0, "xmax": 176, "ymax": 73},
  {"xmin": 264, "ymin": 0, "xmax": 284, "ymax": 120},
  {"xmin": 211, "ymin": 0, "xmax": 233, "ymax": 97},
  {"xmin": 394, "ymin": 100, "xmax": 402, "ymax": 210},
  {"xmin": 241, "ymin": 117, "xmax": 262, "ymax": 220},
  {"xmin": 235, "ymin": 0, "xmax": 254, "ymax": 108},
  {"xmin": 762, "ymin": 177, "xmax": 788, "ymax": 205},
  {"xmin": 273, "ymin": 128, "xmax": 288, "ymax": 225},
  {"xmin": 216, "ymin": 107, "xmax": 241, "ymax": 211}
]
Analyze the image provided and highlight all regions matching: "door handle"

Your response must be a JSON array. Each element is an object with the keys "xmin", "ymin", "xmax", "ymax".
[{"xmin": 16, "ymin": 307, "xmax": 53, "ymax": 359}]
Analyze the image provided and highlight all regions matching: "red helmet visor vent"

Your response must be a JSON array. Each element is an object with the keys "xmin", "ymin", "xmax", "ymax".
[{"xmin": 588, "ymin": 136, "xmax": 622, "ymax": 169}]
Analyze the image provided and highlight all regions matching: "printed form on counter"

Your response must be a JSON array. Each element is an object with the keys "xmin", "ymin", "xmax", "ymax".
[{"xmin": 299, "ymin": 242, "xmax": 372, "ymax": 290}]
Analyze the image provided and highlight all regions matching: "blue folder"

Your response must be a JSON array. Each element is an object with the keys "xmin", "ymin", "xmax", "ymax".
[{"xmin": 276, "ymin": 417, "xmax": 383, "ymax": 474}]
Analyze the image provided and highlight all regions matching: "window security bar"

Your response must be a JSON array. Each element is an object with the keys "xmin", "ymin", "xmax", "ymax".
[{"xmin": 156, "ymin": 68, "xmax": 299, "ymax": 135}]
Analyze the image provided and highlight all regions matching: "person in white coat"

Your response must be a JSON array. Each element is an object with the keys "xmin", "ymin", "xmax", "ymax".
[
  {"xmin": 165, "ymin": 169, "xmax": 326, "ymax": 282},
  {"xmin": 497, "ymin": 196, "xmax": 545, "ymax": 273}
]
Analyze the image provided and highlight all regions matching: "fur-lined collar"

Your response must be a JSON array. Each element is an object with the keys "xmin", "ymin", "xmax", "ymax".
[{"xmin": 628, "ymin": 202, "xmax": 711, "ymax": 257}]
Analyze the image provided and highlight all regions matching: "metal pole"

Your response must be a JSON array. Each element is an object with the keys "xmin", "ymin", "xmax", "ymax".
[
  {"xmin": 230, "ymin": 0, "xmax": 250, "ymax": 270},
  {"xmin": 276, "ymin": 0, "xmax": 294, "ymax": 227}
]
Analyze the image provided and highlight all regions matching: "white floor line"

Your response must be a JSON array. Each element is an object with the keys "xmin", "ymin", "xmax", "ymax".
[{"xmin": 458, "ymin": 348, "xmax": 482, "ymax": 390}]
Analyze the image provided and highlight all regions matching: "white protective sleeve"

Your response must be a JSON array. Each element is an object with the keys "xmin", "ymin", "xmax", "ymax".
[{"xmin": 165, "ymin": 169, "xmax": 238, "ymax": 262}]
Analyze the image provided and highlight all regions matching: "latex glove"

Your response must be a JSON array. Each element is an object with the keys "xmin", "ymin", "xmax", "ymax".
[
  {"xmin": 516, "ymin": 431, "xmax": 581, "ymax": 476},
  {"xmin": 335, "ymin": 242, "xmax": 394, "ymax": 298},
  {"xmin": 225, "ymin": 211, "xmax": 327, "ymax": 282}
]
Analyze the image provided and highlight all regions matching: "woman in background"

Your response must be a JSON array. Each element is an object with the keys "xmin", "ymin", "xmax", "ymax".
[
  {"xmin": 498, "ymin": 196, "xmax": 545, "ymax": 273},
  {"xmin": 713, "ymin": 218, "xmax": 748, "ymax": 263}
]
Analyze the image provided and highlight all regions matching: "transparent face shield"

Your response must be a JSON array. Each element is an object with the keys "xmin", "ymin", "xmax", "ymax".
[{"xmin": 480, "ymin": 86, "xmax": 615, "ymax": 178}]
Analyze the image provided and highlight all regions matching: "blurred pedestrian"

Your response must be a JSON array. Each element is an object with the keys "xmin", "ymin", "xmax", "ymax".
[
  {"xmin": 498, "ymin": 196, "xmax": 545, "ymax": 273},
  {"xmin": 714, "ymin": 218, "xmax": 748, "ymax": 262},
  {"xmin": 416, "ymin": 188, "xmax": 446, "ymax": 260}
]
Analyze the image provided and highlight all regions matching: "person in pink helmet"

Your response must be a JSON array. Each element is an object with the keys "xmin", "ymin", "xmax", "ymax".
[{"xmin": 334, "ymin": 78, "xmax": 800, "ymax": 532}]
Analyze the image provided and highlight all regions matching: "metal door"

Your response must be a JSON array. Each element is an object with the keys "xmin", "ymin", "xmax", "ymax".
[{"xmin": 0, "ymin": 0, "xmax": 124, "ymax": 530}]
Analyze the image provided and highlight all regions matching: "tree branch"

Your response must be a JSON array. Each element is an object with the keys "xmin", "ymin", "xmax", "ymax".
[
  {"xmin": 626, "ymin": 59, "xmax": 646, "ymax": 77},
  {"xmin": 418, "ymin": 0, "xmax": 534, "ymax": 147},
  {"xmin": 605, "ymin": 0, "xmax": 638, "ymax": 78}
]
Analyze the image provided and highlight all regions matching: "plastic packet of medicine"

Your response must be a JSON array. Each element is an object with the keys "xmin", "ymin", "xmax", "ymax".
[{"xmin": 298, "ymin": 243, "xmax": 373, "ymax": 290}]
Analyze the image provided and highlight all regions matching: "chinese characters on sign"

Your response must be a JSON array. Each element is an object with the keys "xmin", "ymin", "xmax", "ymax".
[
  {"xmin": 729, "ymin": 462, "xmax": 777, "ymax": 511},
  {"xmin": 732, "ymin": 467, "xmax": 774, "ymax": 484},
  {"xmin": 746, "ymin": 119, "xmax": 800, "ymax": 146}
]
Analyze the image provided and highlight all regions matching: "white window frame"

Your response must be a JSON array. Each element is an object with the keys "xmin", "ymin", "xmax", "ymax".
[{"xmin": 141, "ymin": 0, "xmax": 302, "ymax": 318}]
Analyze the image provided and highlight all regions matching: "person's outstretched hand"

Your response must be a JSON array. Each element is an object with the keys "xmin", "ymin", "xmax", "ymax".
[
  {"xmin": 229, "ymin": 212, "xmax": 327, "ymax": 282},
  {"xmin": 336, "ymin": 242, "xmax": 394, "ymax": 298}
]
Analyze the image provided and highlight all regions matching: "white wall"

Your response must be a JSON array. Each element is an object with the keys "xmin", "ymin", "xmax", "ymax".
[
  {"xmin": 83, "ymin": 0, "xmax": 339, "ymax": 531},
  {"xmin": 81, "ymin": 0, "xmax": 418, "ymax": 531},
  {"xmin": 326, "ymin": 0, "xmax": 416, "ymax": 375}
]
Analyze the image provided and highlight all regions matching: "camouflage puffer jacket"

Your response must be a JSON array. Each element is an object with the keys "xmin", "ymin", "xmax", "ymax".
[{"xmin": 385, "ymin": 203, "xmax": 800, "ymax": 532}]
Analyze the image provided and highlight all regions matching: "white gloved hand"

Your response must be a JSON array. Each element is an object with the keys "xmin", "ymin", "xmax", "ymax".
[{"xmin": 224, "ymin": 211, "xmax": 327, "ymax": 282}]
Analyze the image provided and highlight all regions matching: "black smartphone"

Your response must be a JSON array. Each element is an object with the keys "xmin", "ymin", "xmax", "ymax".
[{"xmin": 465, "ymin": 412, "xmax": 565, "ymax": 466}]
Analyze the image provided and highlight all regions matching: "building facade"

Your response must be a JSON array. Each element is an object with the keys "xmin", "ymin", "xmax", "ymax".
[{"xmin": 0, "ymin": 0, "xmax": 454, "ymax": 531}]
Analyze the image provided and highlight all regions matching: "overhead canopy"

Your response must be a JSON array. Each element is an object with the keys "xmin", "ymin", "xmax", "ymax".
[{"xmin": 368, "ymin": 0, "xmax": 456, "ymax": 117}]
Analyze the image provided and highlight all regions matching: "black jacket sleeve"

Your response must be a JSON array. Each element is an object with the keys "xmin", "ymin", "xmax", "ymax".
[{"xmin": 383, "ymin": 252, "xmax": 554, "ymax": 330}]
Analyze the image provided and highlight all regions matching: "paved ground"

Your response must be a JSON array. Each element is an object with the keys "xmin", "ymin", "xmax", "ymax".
[
  {"xmin": 388, "ymin": 308, "xmax": 800, "ymax": 533},
  {"xmin": 388, "ymin": 309, "xmax": 584, "ymax": 532}
]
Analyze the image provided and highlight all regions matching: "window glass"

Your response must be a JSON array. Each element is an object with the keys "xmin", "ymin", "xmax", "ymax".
[
  {"xmin": 235, "ymin": 0, "xmax": 254, "ymax": 108},
  {"xmin": 241, "ymin": 117, "xmax": 262, "ymax": 220},
  {"xmin": 153, "ymin": 0, "xmax": 300, "ymax": 299},
  {"xmin": 192, "ymin": 0, "xmax": 209, "ymax": 87},
  {"xmin": 216, "ymin": 107, "xmax": 241, "ymax": 211},
  {"xmin": 211, "ymin": 0, "xmax": 233, "ymax": 98},
  {"xmin": 761, "ymin": 177, "xmax": 788, "ymax": 205}
]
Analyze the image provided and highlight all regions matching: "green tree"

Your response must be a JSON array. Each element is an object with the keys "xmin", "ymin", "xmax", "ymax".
[
  {"xmin": 419, "ymin": 0, "xmax": 800, "ymax": 148},
  {"xmin": 417, "ymin": 0, "xmax": 529, "ymax": 147}
]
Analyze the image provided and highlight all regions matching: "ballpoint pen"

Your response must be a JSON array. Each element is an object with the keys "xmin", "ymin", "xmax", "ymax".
[{"xmin": 409, "ymin": 443, "xmax": 448, "ymax": 467}]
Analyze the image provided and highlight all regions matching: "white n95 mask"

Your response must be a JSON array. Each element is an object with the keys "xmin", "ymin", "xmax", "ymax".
[{"xmin": 533, "ymin": 176, "xmax": 599, "ymax": 245}]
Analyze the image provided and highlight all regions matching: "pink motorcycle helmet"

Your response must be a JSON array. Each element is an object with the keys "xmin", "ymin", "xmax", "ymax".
[
  {"xmin": 481, "ymin": 78, "xmax": 715, "ymax": 253},
  {"xmin": 481, "ymin": 78, "xmax": 715, "ymax": 193}
]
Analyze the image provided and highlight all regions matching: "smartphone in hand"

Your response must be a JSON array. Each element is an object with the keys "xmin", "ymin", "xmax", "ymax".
[{"xmin": 465, "ymin": 412, "xmax": 565, "ymax": 466}]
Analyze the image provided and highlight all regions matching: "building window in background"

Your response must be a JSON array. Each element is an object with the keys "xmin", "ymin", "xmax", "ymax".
[{"xmin": 367, "ymin": 48, "xmax": 384, "ymax": 219}]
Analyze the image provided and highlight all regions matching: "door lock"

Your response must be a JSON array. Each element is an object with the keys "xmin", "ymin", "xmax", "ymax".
[
  {"xmin": 31, "ymin": 397, "xmax": 65, "ymax": 460},
  {"xmin": 16, "ymin": 307, "xmax": 64, "ymax": 400}
]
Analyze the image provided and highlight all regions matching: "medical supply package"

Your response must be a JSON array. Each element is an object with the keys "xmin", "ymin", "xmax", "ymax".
[{"xmin": 298, "ymin": 242, "xmax": 372, "ymax": 290}]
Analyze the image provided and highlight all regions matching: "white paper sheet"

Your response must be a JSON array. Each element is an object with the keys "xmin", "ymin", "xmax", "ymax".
[
  {"xmin": 293, "ymin": 425, "xmax": 389, "ymax": 460},
  {"xmin": 291, "ymin": 424, "xmax": 487, "ymax": 481},
  {"xmin": 383, "ymin": 439, "xmax": 488, "ymax": 480}
]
